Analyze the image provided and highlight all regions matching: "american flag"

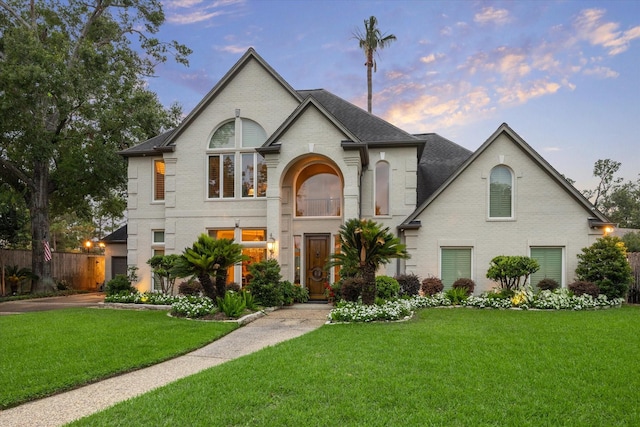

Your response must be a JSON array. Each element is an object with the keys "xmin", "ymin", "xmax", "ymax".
[{"xmin": 43, "ymin": 240, "xmax": 52, "ymax": 262}]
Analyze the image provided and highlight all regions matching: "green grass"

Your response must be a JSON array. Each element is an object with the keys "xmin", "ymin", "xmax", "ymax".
[
  {"xmin": 71, "ymin": 306, "xmax": 640, "ymax": 426},
  {"xmin": 0, "ymin": 308, "xmax": 237, "ymax": 409}
]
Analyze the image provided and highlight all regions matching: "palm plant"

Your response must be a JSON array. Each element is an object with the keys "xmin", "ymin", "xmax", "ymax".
[
  {"xmin": 173, "ymin": 234, "xmax": 245, "ymax": 300},
  {"xmin": 328, "ymin": 218, "xmax": 409, "ymax": 305},
  {"xmin": 5, "ymin": 265, "xmax": 36, "ymax": 295},
  {"xmin": 353, "ymin": 16, "xmax": 396, "ymax": 114}
]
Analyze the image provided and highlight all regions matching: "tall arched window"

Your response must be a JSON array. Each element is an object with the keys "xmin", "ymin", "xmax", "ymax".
[
  {"xmin": 375, "ymin": 161, "xmax": 390, "ymax": 216},
  {"xmin": 296, "ymin": 164, "xmax": 342, "ymax": 217},
  {"xmin": 489, "ymin": 165, "xmax": 513, "ymax": 218},
  {"xmin": 208, "ymin": 118, "xmax": 267, "ymax": 199}
]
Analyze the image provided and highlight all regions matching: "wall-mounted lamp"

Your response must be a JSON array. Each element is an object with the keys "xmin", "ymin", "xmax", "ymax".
[
  {"xmin": 235, "ymin": 218, "xmax": 240, "ymax": 228},
  {"xmin": 84, "ymin": 240, "xmax": 92, "ymax": 253},
  {"xmin": 235, "ymin": 108, "xmax": 241, "ymax": 118},
  {"xmin": 267, "ymin": 234, "xmax": 276, "ymax": 257},
  {"xmin": 604, "ymin": 226, "xmax": 614, "ymax": 235}
]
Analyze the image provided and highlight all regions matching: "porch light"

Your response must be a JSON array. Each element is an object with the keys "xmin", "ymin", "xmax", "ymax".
[
  {"xmin": 84, "ymin": 240, "xmax": 92, "ymax": 253},
  {"xmin": 267, "ymin": 234, "xmax": 276, "ymax": 256},
  {"xmin": 604, "ymin": 226, "xmax": 614, "ymax": 235}
]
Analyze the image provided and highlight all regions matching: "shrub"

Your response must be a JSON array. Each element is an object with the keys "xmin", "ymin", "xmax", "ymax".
[
  {"xmin": 340, "ymin": 277, "xmax": 365, "ymax": 302},
  {"xmin": 282, "ymin": 281, "xmax": 296, "ymax": 305},
  {"xmin": 452, "ymin": 278, "xmax": 475, "ymax": 295},
  {"xmin": 486, "ymin": 255, "xmax": 540, "ymax": 290},
  {"xmin": 445, "ymin": 287, "xmax": 469, "ymax": 304},
  {"xmin": 178, "ymin": 280, "xmax": 202, "ymax": 296},
  {"xmin": 395, "ymin": 273, "xmax": 421, "ymax": 297},
  {"xmin": 105, "ymin": 274, "xmax": 135, "ymax": 296},
  {"xmin": 537, "ymin": 278, "xmax": 560, "ymax": 291},
  {"xmin": 575, "ymin": 236, "xmax": 633, "ymax": 299},
  {"xmin": 568, "ymin": 281, "xmax": 600, "ymax": 298},
  {"xmin": 226, "ymin": 282, "xmax": 241, "ymax": 293},
  {"xmin": 56, "ymin": 279, "xmax": 72, "ymax": 291},
  {"xmin": 242, "ymin": 290, "xmax": 257, "ymax": 311},
  {"xmin": 375, "ymin": 276, "xmax": 400, "ymax": 300},
  {"xmin": 421, "ymin": 277, "xmax": 443, "ymax": 296},
  {"xmin": 247, "ymin": 259, "xmax": 284, "ymax": 307},
  {"xmin": 216, "ymin": 291, "xmax": 246, "ymax": 318},
  {"xmin": 622, "ymin": 231, "xmax": 640, "ymax": 252},
  {"xmin": 292, "ymin": 284, "xmax": 309, "ymax": 303}
]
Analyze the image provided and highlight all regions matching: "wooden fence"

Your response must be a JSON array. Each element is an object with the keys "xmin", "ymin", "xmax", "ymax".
[
  {"xmin": 0, "ymin": 249, "xmax": 104, "ymax": 295},
  {"xmin": 628, "ymin": 253, "xmax": 640, "ymax": 304}
]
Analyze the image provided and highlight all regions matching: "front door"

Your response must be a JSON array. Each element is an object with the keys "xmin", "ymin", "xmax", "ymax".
[{"xmin": 305, "ymin": 234, "xmax": 330, "ymax": 300}]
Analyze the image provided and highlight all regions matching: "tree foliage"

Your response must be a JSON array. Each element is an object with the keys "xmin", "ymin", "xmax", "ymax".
[
  {"xmin": 353, "ymin": 16, "xmax": 396, "ymax": 114},
  {"xmin": 147, "ymin": 254, "xmax": 180, "ymax": 294},
  {"xmin": 0, "ymin": 0, "xmax": 189, "ymax": 290},
  {"xmin": 575, "ymin": 236, "xmax": 633, "ymax": 299},
  {"xmin": 486, "ymin": 255, "xmax": 540, "ymax": 291},
  {"xmin": 327, "ymin": 218, "xmax": 409, "ymax": 305},
  {"xmin": 622, "ymin": 231, "xmax": 640, "ymax": 253}
]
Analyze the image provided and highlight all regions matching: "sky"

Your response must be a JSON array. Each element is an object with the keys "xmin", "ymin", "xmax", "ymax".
[{"xmin": 145, "ymin": 0, "xmax": 640, "ymax": 193}]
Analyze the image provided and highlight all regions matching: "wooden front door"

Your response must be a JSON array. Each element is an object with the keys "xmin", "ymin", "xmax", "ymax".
[{"xmin": 305, "ymin": 234, "xmax": 330, "ymax": 300}]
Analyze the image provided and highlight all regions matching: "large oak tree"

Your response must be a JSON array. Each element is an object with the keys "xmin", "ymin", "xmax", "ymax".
[{"xmin": 0, "ymin": 0, "xmax": 189, "ymax": 291}]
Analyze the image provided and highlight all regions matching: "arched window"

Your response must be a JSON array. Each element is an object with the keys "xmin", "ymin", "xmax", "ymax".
[
  {"xmin": 375, "ymin": 161, "xmax": 390, "ymax": 216},
  {"xmin": 296, "ymin": 164, "xmax": 342, "ymax": 217},
  {"xmin": 208, "ymin": 118, "xmax": 268, "ymax": 199},
  {"xmin": 489, "ymin": 165, "xmax": 513, "ymax": 218}
]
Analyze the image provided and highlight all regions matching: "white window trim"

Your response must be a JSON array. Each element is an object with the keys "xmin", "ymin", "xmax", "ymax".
[
  {"xmin": 487, "ymin": 165, "xmax": 515, "ymax": 221},
  {"xmin": 529, "ymin": 246, "xmax": 566, "ymax": 288},
  {"xmin": 152, "ymin": 159, "xmax": 165, "ymax": 203},
  {"xmin": 439, "ymin": 246, "xmax": 474, "ymax": 287}
]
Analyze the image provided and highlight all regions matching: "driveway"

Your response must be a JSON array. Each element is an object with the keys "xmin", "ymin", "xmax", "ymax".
[{"xmin": 0, "ymin": 293, "xmax": 105, "ymax": 315}]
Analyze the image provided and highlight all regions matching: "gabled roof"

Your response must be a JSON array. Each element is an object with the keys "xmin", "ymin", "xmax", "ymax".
[
  {"xmin": 122, "ymin": 48, "xmax": 302, "ymax": 158},
  {"xmin": 102, "ymin": 225, "xmax": 127, "ymax": 243},
  {"xmin": 415, "ymin": 133, "xmax": 472, "ymax": 205},
  {"xmin": 401, "ymin": 123, "xmax": 610, "ymax": 227},
  {"xmin": 296, "ymin": 90, "xmax": 421, "ymax": 145}
]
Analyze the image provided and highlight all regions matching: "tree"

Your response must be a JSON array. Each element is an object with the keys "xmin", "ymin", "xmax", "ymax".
[
  {"xmin": 583, "ymin": 159, "xmax": 623, "ymax": 210},
  {"xmin": 353, "ymin": 16, "xmax": 396, "ymax": 114},
  {"xmin": 173, "ymin": 234, "xmax": 244, "ymax": 301},
  {"xmin": 0, "ymin": 0, "xmax": 189, "ymax": 291},
  {"xmin": 622, "ymin": 231, "xmax": 640, "ymax": 253},
  {"xmin": 0, "ymin": 184, "xmax": 30, "ymax": 249},
  {"xmin": 147, "ymin": 254, "xmax": 180, "ymax": 294},
  {"xmin": 328, "ymin": 218, "xmax": 409, "ymax": 305},
  {"xmin": 575, "ymin": 236, "xmax": 633, "ymax": 299},
  {"xmin": 486, "ymin": 255, "xmax": 540, "ymax": 291},
  {"xmin": 608, "ymin": 179, "xmax": 640, "ymax": 229}
]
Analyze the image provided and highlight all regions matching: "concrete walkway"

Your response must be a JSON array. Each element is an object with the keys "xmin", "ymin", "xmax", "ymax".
[
  {"xmin": 0, "ymin": 293, "xmax": 106, "ymax": 315},
  {"xmin": 0, "ymin": 303, "xmax": 331, "ymax": 427}
]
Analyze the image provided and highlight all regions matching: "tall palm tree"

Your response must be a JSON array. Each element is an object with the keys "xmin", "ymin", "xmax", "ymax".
[
  {"xmin": 328, "ymin": 218, "xmax": 409, "ymax": 305},
  {"xmin": 353, "ymin": 16, "xmax": 397, "ymax": 114}
]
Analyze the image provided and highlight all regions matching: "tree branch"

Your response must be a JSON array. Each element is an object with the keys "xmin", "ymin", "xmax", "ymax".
[
  {"xmin": 0, "ymin": 0, "xmax": 33, "ymax": 29},
  {"xmin": 68, "ymin": 0, "xmax": 107, "ymax": 68},
  {"xmin": 0, "ymin": 157, "xmax": 33, "ymax": 192}
]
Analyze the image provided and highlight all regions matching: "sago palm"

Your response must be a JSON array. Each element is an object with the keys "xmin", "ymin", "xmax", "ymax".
[
  {"xmin": 353, "ymin": 16, "xmax": 396, "ymax": 114},
  {"xmin": 328, "ymin": 218, "xmax": 409, "ymax": 304}
]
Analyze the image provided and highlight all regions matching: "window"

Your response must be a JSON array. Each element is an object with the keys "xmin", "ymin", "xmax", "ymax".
[
  {"xmin": 530, "ymin": 247, "xmax": 563, "ymax": 287},
  {"xmin": 153, "ymin": 160, "xmax": 165, "ymax": 201},
  {"xmin": 208, "ymin": 228, "xmax": 267, "ymax": 285},
  {"xmin": 151, "ymin": 230, "xmax": 165, "ymax": 291},
  {"xmin": 441, "ymin": 248, "xmax": 472, "ymax": 289},
  {"xmin": 152, "ymin": 230, "xmax": 165, "ymax": 244},
  {"xmin": 208, "ymin": 119, "xmax": 267, "ymax": 199},
  {"xmin": 375, "ymin": 161, "xmax": 390, "ymax": 216},
  {"xmin": 296, "ymin": 164, "xmax": 342, "ymax": 217},
  {"xmin": 489, "ymin": 165, "xmax": 513, "ymax": 218}
]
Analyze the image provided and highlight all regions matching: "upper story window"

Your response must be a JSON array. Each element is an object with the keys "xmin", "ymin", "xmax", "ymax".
[
  {"xmin": 153, "ymin": 160, "xmax": 165, "ymax": 201},
  {"xmin": 208, "ymin": 118, "xmax": 267, "ymax": 199},
  {"xmin": 489, "ymin": 165, "xmax": 513, "ymax": 218},
  {"xmin": 296, "ymin": 164, "xmax": 342, "ymax": 217},
  {"xmin": 375, "ymin": 161, "xmax": 390, "ymax": 216}
]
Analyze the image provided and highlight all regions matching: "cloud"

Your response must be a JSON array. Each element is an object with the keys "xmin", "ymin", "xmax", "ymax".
[
  {"xmin": 573, "ymin": 8, "xmax": 640, "ymax": 55},
  {"xmin": 543, "ymin": 147, "xmax": 562, "ymax": 152},
  {"xmin": 216, "ymin": 44, "xmax": 252, "ymax": 54},
  {"xmin": 496, "ymin": 79, "xmax": 562, "ymax": 105},
  {"xmin": 167, "ymin": 10, "xmax": 224, "ymax": 24},
  {"xmin": 474, "ymin": 7, "xmax": 512, "ymax": 26},
  {"xmin": 583, "ymin": 66, "xmax": 619, "ymax": 78},
  {"xmin": 164, "ymin": 0, "xmax": 245, "ymax": 25},
  {"xmin": 420, "ymin": 53, "xmax": 445, "ymax": 64}
]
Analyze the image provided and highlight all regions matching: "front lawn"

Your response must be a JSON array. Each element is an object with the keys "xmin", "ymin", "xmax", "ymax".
[
  {"xmin": 71, "ymin": 306, "xmax": 640, "ymax": 426},
  {"xmin": 0, "ymin": 308, "xmax": 237, "ymax": 409}
]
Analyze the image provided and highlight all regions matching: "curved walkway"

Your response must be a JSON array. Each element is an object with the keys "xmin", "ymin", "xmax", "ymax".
[{"xmin": 0, "ymin": 302, "xmax": 331, "ymax": 427}]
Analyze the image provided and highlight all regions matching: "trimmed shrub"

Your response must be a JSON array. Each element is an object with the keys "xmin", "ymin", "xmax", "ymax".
[
  {"xmin": 445, "ymin": 287, "xmax": 469, "ymax": 304},
  {"xmin": 452, "ymin": 278, "xmax": 475, "ymax": 295},
  {"xmin": 576, "ymin": 236, "xmax": 633, "ymax": 299},
  {"xmin": 178, "ymin": 280, "xmax": 202, "ymax": 296},
  {"xmin": 395, "ymin": 273, "xmax": 421, "ymax": 297},
  {"xmin": 247, "ymin": 259, "xmax": 284, "ymax": 307},
  {"xmin": 537, "ymin": 278, "xmax": 560, "ymax": 291},
  {"xmin": 105, "ymin": 274, "xmax": 135, "ymax": 296},
  {"xmin": 216, "ymin": 291, "xmax": 246, "ymax": 318},
  {"xmin": 421, "ymin": 277, "xmax": 444, "ymax": 296},
  {"xmin": 292, "ymin": 284, "xmax": 310, "ymax": 303},
  {"xmin": 568, "ymin": 281, "xmax": 600, "ymax": 298},
  {"xmin": 341, "ymin": 277, "xmax": 365, "ymax": 302},
  {"xmin": 375, "ymin": 276, "xmax": 400, "ymax": 300},
  {"xmin": 282, "ymin": 281, "xmax": 295, "ymax": 305}
]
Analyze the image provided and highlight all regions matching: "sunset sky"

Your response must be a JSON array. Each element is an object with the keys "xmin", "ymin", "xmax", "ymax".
[{"xmin": 147, "ymin": 0, "xmax": 640, "ymax": 192}]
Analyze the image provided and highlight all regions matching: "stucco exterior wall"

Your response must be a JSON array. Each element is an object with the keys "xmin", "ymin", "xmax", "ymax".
[{"xmin": 407, "ymin": 132, "xmax": 603, "ymax": 292}]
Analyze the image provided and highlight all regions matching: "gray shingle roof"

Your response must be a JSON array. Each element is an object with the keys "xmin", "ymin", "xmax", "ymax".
[
  {"xmin": 296, "ymin": 90, "xmax": 419, "ymax": 144},
  {"xmin": 102, "ymin": 225, "xmax": 127, "ymax": 243},
  {"xmin": 414, "ymin": 133, "xmax": 472, "ymax": 205},
  {"xmin": 119, "ymin": 130, "xmax": 175, "ymax": 157}
]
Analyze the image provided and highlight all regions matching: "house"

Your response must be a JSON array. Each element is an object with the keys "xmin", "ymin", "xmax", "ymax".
[
  {"xmin": 120, "ymin": 48, "xmax": 611, "ymax": 297},
  {"xmin": 102, "ymin": 225, "xmax": 127, "ymax": 283}
]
